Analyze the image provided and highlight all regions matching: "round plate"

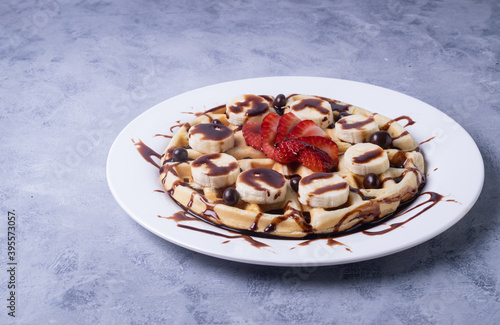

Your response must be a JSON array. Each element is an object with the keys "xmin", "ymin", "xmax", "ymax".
[{"xmin": 106, "ymin": 76, "xmax": 484, "ymax": 266}]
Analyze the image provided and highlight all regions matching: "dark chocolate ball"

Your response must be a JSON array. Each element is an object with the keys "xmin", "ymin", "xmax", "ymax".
[
  {"xmin": 172, "ymin": 148, "xmax": 188, "ymax": 162},
  {"xmin": 363, "ymin": 173, "xmax": 382, "ymax": 189},
  {"xmin": 212, "ymin": 119, "xmax": 223, "ymax": 125},
  {"xmin": 223, "ymin": 187, "xmax": 240, "ymax": 206},
  {"xmin": 290, "ymin": 176, "xmax": 301, "ymax": 192},
  {"xmin": 369, "ymin": 131, "xmax": 392, "ymax": 149},
  {"xmin": 274, "ymin": 94, "xmax": 286, "ymax": 108}
]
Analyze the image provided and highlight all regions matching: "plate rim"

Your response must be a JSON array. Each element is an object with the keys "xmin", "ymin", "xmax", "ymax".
[{"xmin": 106, "ymin": 76, "xmax": 485, "ymax": 267}]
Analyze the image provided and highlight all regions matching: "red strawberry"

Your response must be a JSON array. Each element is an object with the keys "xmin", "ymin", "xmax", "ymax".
[
  {"xmin": 275, "ymin": 112, "xmax": 301, "ymax": 143},
  {"xmin": 298, "ymin": 147, "xmax": 336, "ymax": 172},
  {"xmin": 242, "ymin": 122, "xmax": 262, "ymax": 151},
  {"xmin": 287, "ymin": 120, "xmax": 327, "ymax": 138},
  {"xmin": 295, "ymin": 136, "xmax": 339, "ymax": 168},
  {"xmin": 261, "ymin": 112, "xmax": 281, "ymax": 158},
  {"xmin": 273, "ymin": 138, "xmax": 309, "ymax": 163}
]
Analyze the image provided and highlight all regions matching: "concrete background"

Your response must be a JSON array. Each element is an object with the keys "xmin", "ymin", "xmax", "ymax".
[{"xmin": 1, "ymin": 0, "xmax": 499, "ymax": 324}]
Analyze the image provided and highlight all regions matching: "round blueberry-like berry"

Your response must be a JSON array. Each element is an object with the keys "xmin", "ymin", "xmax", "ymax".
[
  {"xmin": 363, "ymin": 173, "xmax": 382, "ymax": 189},
  {"xmin": 212, "ymin": 119, "xmax": 223, "ymax": 125},
  {"xmin": 274, "ymin": 94, "xmax": 286, "ymax": 108},
  {"xmin": 172, "ymin": 147, "xmax": 188, "ymax": 162},
  {"xmin": 290, "ymin": 176, "xmax": 301, "ymax": 192},
  {"xmin": 223, "ymin": 187, "xmax": 240, "ymax": 206},
  {"xmin": 369, "ymin": 131, "xmax": 392, "ymax": 149}
]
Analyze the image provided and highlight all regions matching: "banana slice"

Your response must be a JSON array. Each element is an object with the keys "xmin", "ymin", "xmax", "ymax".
[
  {"xmin": 298, "ymin": 173, "xmax": 349, "ymax": 208},
  {"xmin": 235, "ymin": 168, "xmax": 286, "ymax": 204},
  {"xmin": 286, "ymin": 97, "xmax": 333, "ymax": 128},
  {"xmin": 191, "ymin": 153, "xmax": 240, "ymax": 188},
  {"xmin": 344, "ymin": 143, "xmax": 390, "ymax": 175},
  {"xmin": 226, "ymin": 95, "xmax": 272, "ymax": 126},
  {"xmin": 335, "ymin": 114, "xmax": 379, "ymax": 143},
  {"xmin": 188, "ymin": 123, "xmax": 235, "ymax": 154}
]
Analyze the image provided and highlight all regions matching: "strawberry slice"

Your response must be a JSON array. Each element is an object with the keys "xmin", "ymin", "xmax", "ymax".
[
  {"xmin": 273, "ymin": 138, "xmax": 308, "ymax": 164},
  {"xmin": 242, "ymin": 122, "xmax": 262, "ymax": 151},
  {"xmin": 298, "ymin": 147, "xmax": 336, "ymax": 172},
  {"xmin": 275, "ymin": 112, "xmax": 301, "ymax": 143},
  {"xmin": 261, "ymin": 112, "xmax": 281, "ymax": 158},
  {"xmin": 295, "ymin": 136, "xmax": 339, "ymax": 168},
  {"xmin": 287, "ymin": 120, "xmax": 327, "ymax": 138}
]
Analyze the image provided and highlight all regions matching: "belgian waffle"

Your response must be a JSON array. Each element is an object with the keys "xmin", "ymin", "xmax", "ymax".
[{"xmin": 159, "ymin": 94, "xmax": 425, "ymax": 238}]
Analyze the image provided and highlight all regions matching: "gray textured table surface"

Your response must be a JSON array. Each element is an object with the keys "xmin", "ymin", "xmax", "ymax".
[{"xmin": 1, "ymin": 0, "xmax": 499, "ymax": 324}]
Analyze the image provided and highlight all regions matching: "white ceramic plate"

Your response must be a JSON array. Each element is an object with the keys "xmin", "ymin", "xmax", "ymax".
[{"xmin": 106, "ymin": 77, "xmax": 484, "ymax": 266}]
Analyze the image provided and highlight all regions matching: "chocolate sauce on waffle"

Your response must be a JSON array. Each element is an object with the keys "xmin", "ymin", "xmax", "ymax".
[
  {"xmin": 381, "ymin": 115, "xmax": 415, "ymax": 130},
  {"xmin": 353, "ymin": 148, "xmax": 384, "ymax": 164},
  {"xmin": 337, "ymin": 116, "xmax": 375, "ymax": 129},
  {"xmin": 192, "ymin": 154, "xmax": 238, "ymax": 176},
  {"xmin": 392, "ymin": 130, "xmax": 409, "ymax": 140},
  {"xmin": 189, "ymin": 123, "xmax": 233, "ymax": 141},
  {"xmin": 227, "ymin": 95, "xmax": 269, "ymax": 116},
  {"xmin": 390, "ymin": 150, "xmax": 409, "ymax": 168},
  {"xmin": 239, "ymin": 168, "xmax": 285, "ymax": 191},
  {"xmin": 140, "ymin": 93, "xmax": 458, "ymax": 245},
  {"xmin": 290, "ymin": 98, "xmax": 330, "ymax": 115},
  {"xmin": 312, "ymin": 183, "xmax": 349, "ymax": 195},
  {"xmin": 329, "ymin": 102, "xmax": 350, "ymax": 112},
  {"xmin": 362, "ymin": 192, "xmax": 443, "ymax": 236},
  {"xmin": 301, "ymin": 172, "xmax": 333, "ymax": 185}
]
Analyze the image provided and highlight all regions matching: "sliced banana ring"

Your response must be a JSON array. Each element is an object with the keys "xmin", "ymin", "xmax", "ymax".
[
  {"xmin": 335, "ymin": 114, "xmax": 379, "ymax": 143},
  {"xmin": 226, "ymin": 94, "xmax": 271, "ymax": 126},
  {"xmin": 188, "ymin": 123, "xmax": 235, "ymax": 154},
  {"xmin": 191, "ymin": 153, "xmax": 240, "ymax": 188},
  {"xmin": 298, "ymin": 173, "xmax": 349, "ymax": 208},
  {"xmin": 344, "ymin": 143, "xmax": 390, "ymax": 175},
  {"xmin": 287, "ymin": 97, "xmax": 333, "ymax": 128},
  {"xmin": 236, "ymin": 168, "xmax": 286, "ymax": 204}
]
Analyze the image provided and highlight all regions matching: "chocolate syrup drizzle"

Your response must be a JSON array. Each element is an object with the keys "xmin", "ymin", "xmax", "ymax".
[
  {"xmin": 132, "ymin": 139, "xmax": 161, "ymax": 168},
  {"xmin": 362, "ymin": 192, "xmax": 444, "ymax": 236},
  {"xmin": 154, "ymin": 134, "xmax": 173, "ymax": 139},
  {"xmin": 132, "ymin": 97, "xmax": 457, "ymax": 251},
  {"xmin": 419, "ymin": 136, "xmax": 436, "ymax": 145},
  {"xmin": 381, "ymin": 115, "xmax": 416, "ymax": 130},
  {"xmin": 337, "ymin": 116, "xmax": 375, "ymax": 129},
  {"xmin": 227, "ymin": 95, "xmax": 269, "ymax": 116},
  {"xmin": 290, "ymin": 98, "xmax": 330, "ymax": 115},
  {"xmin": 158, "ymin": 212, "xmax": 269, "ymax": 248},
  {"xmin": 353, "ymin": 148, "xmax": 384, "ymax": 164}
]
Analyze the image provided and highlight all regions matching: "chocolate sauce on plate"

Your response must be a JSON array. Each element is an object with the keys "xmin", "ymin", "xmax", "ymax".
[
  {"xmin": 132, "ymin": 139, "xmax": 162, "ymax": 168},
  {"xmin": 419, "ymin": 136, "xmax": 436, "ymax": 145}
]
